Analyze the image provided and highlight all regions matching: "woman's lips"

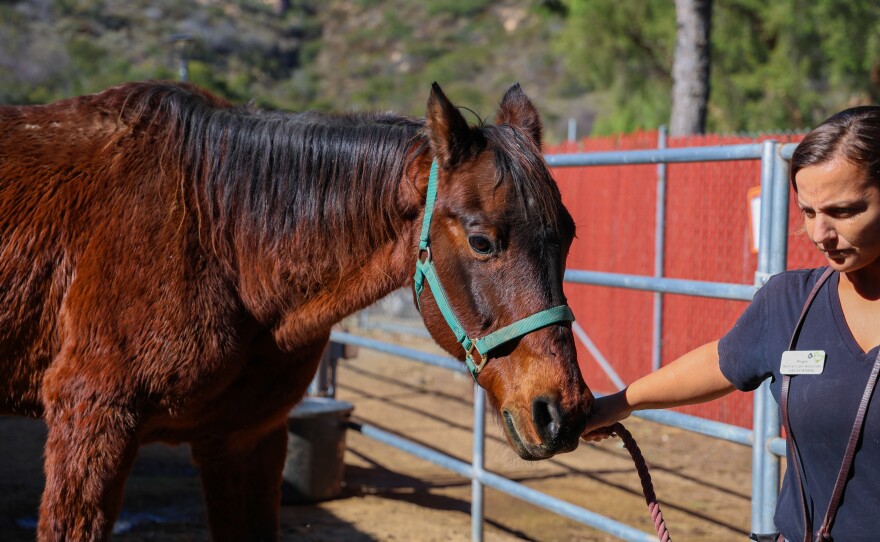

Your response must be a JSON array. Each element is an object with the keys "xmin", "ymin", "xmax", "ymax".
[{"xmin": 823, "ymin": 249, "xmax": 850, "ymax": 259}]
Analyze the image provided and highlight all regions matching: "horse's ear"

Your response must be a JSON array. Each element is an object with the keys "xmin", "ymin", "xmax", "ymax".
[
  {"xmin": 426, "ymin": 82, "xmax": 471, "ymax": 167},
  {"xmin": 496, "ymin": 83, "xmax": 542, "ymax": 147}
]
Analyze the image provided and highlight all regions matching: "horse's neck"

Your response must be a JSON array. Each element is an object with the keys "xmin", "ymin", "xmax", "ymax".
[
  {"xmin": 269, "ymin": 230, "xmax": 417, "ymax": 351},
  {"xmin": 207, "ymin": 113, "xmax": 428, "ymax": 349},
  {"xmin": 233, "ymin": 170, "xmax": 423, "ymax": 351}
]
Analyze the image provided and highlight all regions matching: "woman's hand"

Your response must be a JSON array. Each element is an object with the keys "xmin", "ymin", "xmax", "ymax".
[
  {"xmin": 581, "ymin": 389, "xmax": 633, "ymax": 442},
  {"xmin": 580, "ymin": 341, "xmax": 735, "ymax": 443}
]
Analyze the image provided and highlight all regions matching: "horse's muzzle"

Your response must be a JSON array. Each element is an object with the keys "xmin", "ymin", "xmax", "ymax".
[{"xmin": 502, "ymin": 396, "xmax": 587, "ymax": 460}]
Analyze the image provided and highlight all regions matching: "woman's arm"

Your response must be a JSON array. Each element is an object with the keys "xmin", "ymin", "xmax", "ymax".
[{"xmin": 582, "ymin": 340, "xmax": 737, "ymax": 440}]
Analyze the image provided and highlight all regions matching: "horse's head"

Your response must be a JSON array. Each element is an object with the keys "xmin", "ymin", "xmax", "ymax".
[{"xmin": 412, "ymin": 83, "xmax": 592, "ymax": 460}]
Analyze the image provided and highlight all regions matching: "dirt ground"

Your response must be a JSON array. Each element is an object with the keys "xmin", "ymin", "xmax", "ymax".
[{"xmin": 0, "ymin": 328, "xmax": 753, "ymax": 541}]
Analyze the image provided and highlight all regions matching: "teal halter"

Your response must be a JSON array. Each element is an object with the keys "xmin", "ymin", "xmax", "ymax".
[{"xmin": 413, "ymin": 159, "xmax": 575, "ymax": 381}]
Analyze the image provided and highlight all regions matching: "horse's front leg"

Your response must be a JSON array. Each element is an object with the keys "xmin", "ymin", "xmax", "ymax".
[
  {"xmin": 38, "ymin": 396, "xmax": 140, "ymax": 542},
  {"xmin": 192, "ymin": 423, "xmax": 288, "ymax": 542}
]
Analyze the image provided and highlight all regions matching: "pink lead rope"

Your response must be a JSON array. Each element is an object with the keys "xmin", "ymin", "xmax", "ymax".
[{"xmin": 593, "ymin": 423, "xmax": 672, "ymax": 541}]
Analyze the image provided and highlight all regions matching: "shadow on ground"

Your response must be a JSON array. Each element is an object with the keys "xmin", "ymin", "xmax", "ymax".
[{"xmin": 0, "ymin": 416, "xmax": 378, "ymax": 542}]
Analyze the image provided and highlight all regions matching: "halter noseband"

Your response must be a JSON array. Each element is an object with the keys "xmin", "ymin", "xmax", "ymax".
[{"xmin": 413, "ymin": 159, "xmax": 575, "ymax": 381}]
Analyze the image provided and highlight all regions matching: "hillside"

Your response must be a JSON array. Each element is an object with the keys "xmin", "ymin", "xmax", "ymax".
[
  {"xmin": 4, "ymin": 0, "xmax": 877, "ymax": 137},
  {"xmin": 0, "ymin": 0, "xmax": 592, "ymax": 143}
]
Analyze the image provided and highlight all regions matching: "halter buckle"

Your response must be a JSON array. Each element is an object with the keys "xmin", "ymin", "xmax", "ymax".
[
  {"xmin": 466, "ymin": 343, "xmax": 488, "ymax": 374},
  {"xmin": 419, "ymin": 245, "xmax": 433, "ymax": 263}
]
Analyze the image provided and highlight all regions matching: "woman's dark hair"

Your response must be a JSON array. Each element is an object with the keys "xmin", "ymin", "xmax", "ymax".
[{"xmin": 790, "ymin": 105, "xmax": 880, "ymax": 191}]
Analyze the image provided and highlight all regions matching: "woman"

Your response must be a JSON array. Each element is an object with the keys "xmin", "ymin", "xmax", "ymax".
[{"xmin": 582, "ymin": 106, "xmax": 880, "ymax": 542}]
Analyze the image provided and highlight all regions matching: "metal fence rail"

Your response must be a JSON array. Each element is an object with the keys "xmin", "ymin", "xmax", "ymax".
[
  {"xmin": 331, "ymin": 330, "xmax": 659, "ymax": 540},
  {"xmin": 323, "ymin": 141, "xmax": 794, "ymax": 540}
]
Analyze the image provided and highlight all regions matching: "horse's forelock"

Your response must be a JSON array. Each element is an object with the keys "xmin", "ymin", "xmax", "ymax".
[{"xmin": 482, "ymin": 124, "xmax": 566, "ymax": 237}]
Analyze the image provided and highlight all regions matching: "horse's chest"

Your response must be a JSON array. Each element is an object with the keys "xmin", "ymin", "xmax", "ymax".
[{"xmin": 149, "ymin": 336, "xmax": 326, "ymax": 439}]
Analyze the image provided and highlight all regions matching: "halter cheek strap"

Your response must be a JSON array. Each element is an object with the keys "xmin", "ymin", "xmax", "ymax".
[{"xmin": 413, "ymin": 158, "xmax": 575, "ymax": 381}]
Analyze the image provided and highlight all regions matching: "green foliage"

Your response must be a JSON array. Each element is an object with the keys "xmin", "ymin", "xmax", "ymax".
[
  {"xmin": 552, "ymin": 0, "xmax": 675, "ymax": 134},
  {"xmin": 704, "ymin": 0, "xmax": 880, "ymax": 132},
  {"xmin": 552, "ymin": 0, "xmax": 880, "ymax": 134},
  {"xmin": 427, "ymin": 0, "xmax": 492, "ymax": 18},
  {"xmin": 557, "ymin": 0, "xmax": 675, "ymax": 91}
]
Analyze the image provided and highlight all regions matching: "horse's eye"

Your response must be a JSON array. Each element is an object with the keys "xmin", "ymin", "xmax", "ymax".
[{"xmin": 468, "ymin": 234, "xmax": 493, "ymax": 255}]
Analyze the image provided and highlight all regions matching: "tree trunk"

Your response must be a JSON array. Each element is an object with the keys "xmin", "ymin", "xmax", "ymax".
[{"xmin": 670, "ymin": 0, "xmax": 712, "ymax": 135}]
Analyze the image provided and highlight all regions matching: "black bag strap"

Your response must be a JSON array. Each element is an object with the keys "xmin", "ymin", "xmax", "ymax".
[{"xmin": 781, "ymin": 267, "xmax": 880, "ymax": 542}]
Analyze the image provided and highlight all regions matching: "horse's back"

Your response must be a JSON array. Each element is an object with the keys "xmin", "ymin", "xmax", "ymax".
[
  {"xmin": 0, "ymin": 88, "xmax": 143, "ymax": 224},
  {"xmin": 0, "ymin": 82, "xmax": 325, "ymax": 422},
  {"xmin": 0, "ymin": 85, "xmax": 186, "ymax": 415}
]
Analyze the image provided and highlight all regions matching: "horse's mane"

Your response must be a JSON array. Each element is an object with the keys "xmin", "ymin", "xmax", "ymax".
[{"xmin": 105, "ymin": 82, "xmax": 567, "ymax": 274}]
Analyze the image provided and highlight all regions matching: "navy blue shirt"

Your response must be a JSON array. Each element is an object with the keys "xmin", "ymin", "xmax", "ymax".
[{"xmin": 719, "ymin": 267, "xmax": 880, "ymax": 541}]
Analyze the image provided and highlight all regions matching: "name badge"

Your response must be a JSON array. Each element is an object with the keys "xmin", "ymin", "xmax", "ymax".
[{"xmin": 780, "ymin": 350, "xmax": 826, "ymax": 375}]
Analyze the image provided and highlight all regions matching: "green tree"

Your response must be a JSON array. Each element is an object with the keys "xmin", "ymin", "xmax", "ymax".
[
  {"xmin": 711, "ymin": 0, "xmax": 880, "ymax": 132},
  {"xmin": 553, "ymin": 0, "xmax": 676, "ymax": 135},
  {"xmin": 554, "ymin": 0, "xmax": 880, "ymax": 134}
]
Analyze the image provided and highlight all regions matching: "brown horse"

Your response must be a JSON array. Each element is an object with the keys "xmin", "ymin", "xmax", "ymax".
[{"xmin": 0, "ymin": 81, "xmax": 591, "ymax": 541}]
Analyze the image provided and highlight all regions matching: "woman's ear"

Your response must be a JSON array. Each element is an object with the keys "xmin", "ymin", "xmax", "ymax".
[
  {"xmin": 495, "ymin": 83, "xmax": 542, "ymax": 148},
  {"xmin": 425, "ymin": 82, "xmax": 472, "ymax": 168}
]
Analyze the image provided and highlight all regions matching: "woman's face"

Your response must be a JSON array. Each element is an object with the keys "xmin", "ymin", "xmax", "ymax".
[{"xmin": 795, "ymin": 156, "xmax": 880, "ymax": 274}]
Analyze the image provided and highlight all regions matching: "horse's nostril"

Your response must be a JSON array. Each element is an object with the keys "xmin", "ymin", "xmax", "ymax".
[{"xmin": 532, "ymin": 396, "xmax": 563, "ymax": 443}]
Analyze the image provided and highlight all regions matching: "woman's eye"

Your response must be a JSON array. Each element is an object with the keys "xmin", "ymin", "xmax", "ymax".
[
  {"xmin": 468, "ymin": 235, "xmax": 493, "ymax": 255},
  {"xmin": 829, "ymin": 208, "xmax": 858, "ymax": 219}
]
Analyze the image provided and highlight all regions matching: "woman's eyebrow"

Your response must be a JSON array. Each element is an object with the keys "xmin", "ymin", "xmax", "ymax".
[{"xmin": 796, "ymin": 198, "xmax": 867, "ymax": 211}]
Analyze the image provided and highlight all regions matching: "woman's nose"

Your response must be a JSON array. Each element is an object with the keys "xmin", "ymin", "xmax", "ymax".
[{"xmin": 811, "ymin": 214, "xmax": 837, "ymax": 245}]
